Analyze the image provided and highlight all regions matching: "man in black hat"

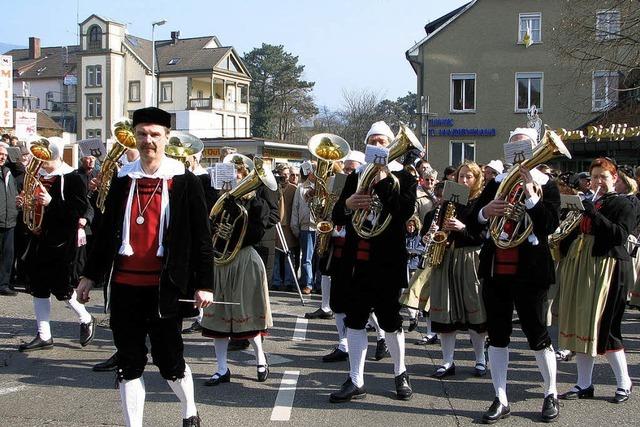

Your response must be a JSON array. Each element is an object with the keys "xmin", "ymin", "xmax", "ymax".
[{"xmin": 77, "ymin": 107, "xmax": 214, "ymax": 427}]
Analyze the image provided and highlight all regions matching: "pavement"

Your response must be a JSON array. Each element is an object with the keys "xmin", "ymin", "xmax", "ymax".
[{"xmin": 1, "ymin": 288, "xmax": 639, "ymax": 426}]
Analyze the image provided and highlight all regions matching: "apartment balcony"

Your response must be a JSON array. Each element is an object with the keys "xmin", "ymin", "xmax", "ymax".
[{"xmin": 188, "ymin": 97, "xmax": 249, "ymax": 113}]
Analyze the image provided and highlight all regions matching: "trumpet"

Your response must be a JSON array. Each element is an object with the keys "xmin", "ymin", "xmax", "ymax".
[
  {"xmin": 352, "ymin": 123, "xmax": 423, "ymax": 239},
  {"xmin": 96, "ymin": 119, "xmax": 137, "ymax": 212}
]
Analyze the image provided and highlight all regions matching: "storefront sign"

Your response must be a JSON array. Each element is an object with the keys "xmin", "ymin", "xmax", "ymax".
[
  {"xmin": 15, "ymin": 111, "xmax": 37, "ymax": 140},
  {"xmin": 428, "ymin": 117, "xmax": 496, "ymax": 137},
  {"xmin": 557, "ymin": 124, "xmax": 640, "ymax": 142},
  {"xmin": 202, "ymin": 148, "xmax": 221, "ymax": 158},
  {"xmin": 262, "ymin": 148, "xmax": 305, "ymax": 159},
  {"xmin": 0, "ymin": 55, "xmax": 12, "ymax": 127}
]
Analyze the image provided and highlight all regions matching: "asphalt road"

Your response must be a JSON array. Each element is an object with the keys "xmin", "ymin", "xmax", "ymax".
[{"xmin": 1, "ymin": 289, "xmax": 639, "ymax": 426}]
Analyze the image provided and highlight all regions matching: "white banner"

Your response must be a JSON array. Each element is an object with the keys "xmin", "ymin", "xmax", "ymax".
[
  {"xmin": 0, "ymin": 55, "xmax": 13, "ymax": 128},
  {"xmin": 15, "ymin": 111, "xmax": 37, "ymax": 140}
]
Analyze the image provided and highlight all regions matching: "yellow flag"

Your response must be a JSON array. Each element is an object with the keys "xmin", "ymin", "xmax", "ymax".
[{"xmin": 523, "ymin": 23, "xmax": 533, "ymax": 48}]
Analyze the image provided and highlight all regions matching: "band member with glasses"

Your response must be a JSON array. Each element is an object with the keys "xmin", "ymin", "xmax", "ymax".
[
  {"xmin": 77, "ymin": 107, "xmax": 213, "ymax": 427},
  {"xmin": 557, "ymin": 157, "xmax": 634, "ymax": 404},
  {"xmin": 472, "ymin": 128, "xmax": 561, "ymax": 424}
]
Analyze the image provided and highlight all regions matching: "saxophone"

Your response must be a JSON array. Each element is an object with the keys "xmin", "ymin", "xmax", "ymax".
[
  {"xmin": 425, "ymin": 202, "xmax": 456, "ymax": 267},
  {"xmin": 418, "ymin": 205, "xmax": 440, "ymax": 269}
]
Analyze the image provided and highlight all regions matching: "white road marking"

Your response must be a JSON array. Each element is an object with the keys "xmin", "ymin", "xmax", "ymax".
[
  {"xmin": 292, "ymin": 318, "xmax": 308, "ymax": 341},
  {"xmin": 270, "ymin": 370, "xmax": 300, "ymax": 422},
  {"xmin": 0, "ymin": 385, "xmax": 27, "ymax": 396}
]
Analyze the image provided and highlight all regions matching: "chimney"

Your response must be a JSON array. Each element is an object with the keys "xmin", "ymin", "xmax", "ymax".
[
  {"xmin": 171, "ymin": 31, "xmax": 180, "ymax": 45},
  {"xmin": 29, "ymin": 37, "xmax": 41, "ymax": 59}
]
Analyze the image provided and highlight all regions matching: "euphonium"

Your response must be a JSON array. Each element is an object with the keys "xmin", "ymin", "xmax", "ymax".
[
  {"xmin": 165, "ymin": 131, "xmax": 204, "ymax": 168},
  {"xmin": 489, "ymin": 128, "xmax": 572, "ymax": 249},
  {"xmin": 22, "ymin": 137, "xmax": 55, "ymax": 232},
  {"xmin": 307, "ymin": 133, "xmax": 350, "ymax": 255},
  {"xmin": 210, "ymin": 157, "xmax": 277, "ymax": 265},
  {"xmin": 548, "ymin": 181, "xmax": 584, "ymax": 260},
  {"xmin": 426, "ymin": 202, "xmax": 456, "ymax": 267},
  {"xmin": 352, "ymin": 123, "xmax": 424, "ymax": 239},
  {"xmin": 96, "ymin": 118, "xmax": 137, "ymax": 212}
]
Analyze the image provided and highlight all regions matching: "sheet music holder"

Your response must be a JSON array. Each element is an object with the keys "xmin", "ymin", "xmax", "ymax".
[{"xmin": 442, "ymin": 180, "xmax": 471, "ymax": 206}]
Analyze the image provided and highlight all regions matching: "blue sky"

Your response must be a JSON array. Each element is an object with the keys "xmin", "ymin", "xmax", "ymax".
[{"xmin": 3, "ymin": 0, "xmax": 468, "ymax": 109}]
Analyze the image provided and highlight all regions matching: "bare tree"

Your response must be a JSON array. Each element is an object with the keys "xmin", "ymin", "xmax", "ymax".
[{"xmin": 339, "ymin": 89, "xmax": 381, "ymax": 151}]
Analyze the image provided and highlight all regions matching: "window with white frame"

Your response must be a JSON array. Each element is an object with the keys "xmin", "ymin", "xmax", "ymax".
[
  {"xmin": 160, "ymin": 82, "xmax": 173, "ymax": 103},
  {"xmin": 596, "ymin": 10, "xmax": 621, "ymax": 41},
  {"xmin": 128, "ymin": 81, "xmax": 141, "ymax": 102},
  {"xmin": 450, "ymin": 141, "xmax": 475, "ymax": 167},
  {"xmin": 451, "ymin": 73, "xmax": 476, "ymax": 112},
  {"xmin": 86, "ymin": 94, "xmax": 102, "ymax": 118},
  {"xmin": 515, "ymin": 72, "xmax": 543, "ymax": 112},
  {"xmin": 86, "ymin": 65, "xmax": 102, "ymax": 87},
  {"xmin": 592, "ymin": 71, "xmax": 619, "ymax": 111},
  {"xmin": 518, "ymin": 13, "xmax": 542, "ymax": 44},
  {"xmin": 86, "ymin": 129, "xmax": 102, "ymax": 139}
]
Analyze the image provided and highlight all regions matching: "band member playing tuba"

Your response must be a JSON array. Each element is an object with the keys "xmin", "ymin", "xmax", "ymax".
[
  {"xmin": 328, "ymin": 121, "xmax": 418, "ymax": 403},
  {"xmin": 424, "ymin": 161, "xmax": 488, "ymax": 380},
  {"xmin": 557, "ymin": 158, "xmax": 635, "ymax": 404},
  {"xmin": 201, "ymin": 154, "xmax": 275, "ymax": 386},
  {"xmin": 77, "ymin": 107, "xmax": 214, "ymax": 427},
  {"xmin": 17, "ymin": 137, "xmax": 95, "ymax": 352},
  {"xmin": 472, "ymin": 127, "xmax": 562, "ymax": 424}
]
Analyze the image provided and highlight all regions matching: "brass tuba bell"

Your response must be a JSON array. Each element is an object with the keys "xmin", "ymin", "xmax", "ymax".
[
  {"xmin": 165, "ymin": 131, "xmax": 205, "ymax": 168},
  {"xmin": 22, "ymin": 136, "xmax": 55, "ymax": 232},
  {"xmin": 352, "ymin": 123, "xmax": 423, "ymax": 239}
]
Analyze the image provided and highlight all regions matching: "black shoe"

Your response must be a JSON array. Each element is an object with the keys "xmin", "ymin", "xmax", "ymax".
[
  {"xmin": 257, "ymin": 362, "xmax": 269, "ymax": 382},
  {"xmin": 432, "ymin": 363, "xmax": 455, "ymax": 379},
  {"xmin": 555, "ymin": 349, "xmax": 575, "ymax": 362},
  {"xmin": 612, "ymin": 385, "xmax": 632, "ymax": 404},
  {"xmin": 228, "ymin": 339, "xmax": 250, "ymax": 351},
  {"xmin": 559, "ymin": 384, "xmax": 594, "ymax": 400},
  {"xmin": 182, "ymin": 321, "xmax": 203, "ymax": 334},
  {"xmin": 183, "ymin": 413, "xmax": 201, "ymax": 427},
  {"xmin": 474, "ymin": 362, "xmax": 488, "ymax": 377},
  {"xmin": 329, "ymin": 377, "xmax": 366, "ymax": 403},
  {"xmin": 482, "ymin": 397, "xmax": 511, "ymax": 424},
  {"xmin": 0, "ymin": 285, "xmax": 17, "ymax": 296},
  {"xmin": 541, "ymin": 394, "xmax": 559, "ymax": 422},
  {"xmin": 407, "ymin": 318, "xmax": 418, "ymax": 332},
  {"xmin": 322, "ymin": 347, "xmax": 349, "ymax": 362},
  {"xmin": 18, "ymin": 335, "xmax": 53, "ymax": 352},
  {"xmin": 395, "ymin": 371, "xmax": 413, "ymax": 401},
  {"xmin": 416, "ymin": 334, "xmax": 438, "ymax": 345},
  {"xmin": 93, "ymin": 353, "xmax": 119, "ymax": 372},
  {"xmin": 204, "ymin": 369, "xmax": 231, "ymax": 386},
  {"xmin": 80, "ymin": 316, "xmax": 96, "ymax": 347},
  {"xmin": 374, "ymin": 338, "xmax": 390, "ymax": 361},
  {"xmin": 305, "ymin": 308, "xmax": 334, "ymax": 320}
]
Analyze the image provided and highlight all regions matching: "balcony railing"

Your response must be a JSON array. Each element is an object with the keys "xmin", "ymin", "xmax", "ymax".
[
  {"xmin": 189, "ymin": 97, "xmax": 212, "ymax": 110},
  {"xmin": 188, "ymin": 97, "xmax": 249, "ymax": 113}
]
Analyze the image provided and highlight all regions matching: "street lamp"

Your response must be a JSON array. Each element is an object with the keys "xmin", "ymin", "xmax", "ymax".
[{"xmin": 151, "ymin": 19, "xmax": 167, "ymax": 107}]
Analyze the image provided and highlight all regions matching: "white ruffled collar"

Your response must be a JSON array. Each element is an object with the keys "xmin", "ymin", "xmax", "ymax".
[
  {"xmin": 118, "ymin": 157, "xmax": 185, "ymax": 179},
  {"xmin": 39, "ymin": 162, "xmax": 74, "ymax": 178},
  {"xmin": 495, "ymin": 167, "xmax": 549, "ymax": 186}
]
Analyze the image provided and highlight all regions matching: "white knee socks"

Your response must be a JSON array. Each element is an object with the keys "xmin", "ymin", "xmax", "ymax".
[
  {"xmin": 469, "ymin": 330, "xmax": 487, "ymax": 366},
  {"xmin": 166, "ymin": 364, "xmax": 197, "ymax": 419},
  {"xmin": 196, "ymin": 309, "xmax": 203, "ymax": 324},
  {"xmin": 606, "ymin": 350, "xmax": 632, "ymax": 391},
  {"xmin": 214, "ymin": 338, "xmax": 230, "ymax": 375},
  {"xmin": 534, "ymin": 346, "xmax": 557, "ymax": 397},
  {"xmin": 425, "ymin": 314, "xmax": 435, "ymax": 339},
  {"xmin": 66, "ymin": 291, "xmax": 92, "ymax": 324},
  {"xmin": 369, "ymin": 313, "xmax": 385, "ymax": 341},
  {"xmin": 250, "ymin": 335, "xmax": 267, "ymax": 372},
  {"xmin": 439, "ymin": 332, "xmax": 456, "ymax": 368},
  {"xmin": 335, "ymin": 313, "xmax": 348, "ymax": 352},
  {"xmin": 33, "ymin": 297, "xmax": 51, "ymax": 340},
  {"xmin": 488, "ymin": 346, "xmax": 509, "ymax": 406},
  {"xmin": 575, "ymin": 352, "xmax": 595, "ymax": 390},
  {"xmin": 120, "ymin": 376, "xmax": 146, "ymax": 427},
  {"xmin": 320, "ymin": 275, "xmax": 331, "ymax": 313},
  {"xmin": 346, "ymin": 327, "xmax": 368, "ymax": 387},
  {"xmin": 385, "ymin": 329, "xmax": 407, "ymax": 376}
]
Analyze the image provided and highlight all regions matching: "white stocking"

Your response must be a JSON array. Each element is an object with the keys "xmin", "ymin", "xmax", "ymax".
[
  {"xmin": 605, "ymin": 350, "xmax": 632, "ymax": 390},
  {"xmin": 66, "ymin": 291, "xmax": 92, "ymax": 324},
  {"xmin": 469, "ymin": 330, "xmax": 487, "ymax": 365},
  {"xmin": 119, "ymin": 376, "xmax": 146, "ymax": 427},
  {"xmin": 385, "ymin": 329, "xmax": 407, "ymax": 376},
  {"xmin": 425, "ymin": 314, "xmax": 435, "ymax": 338},
  {"xmin": 575, "ymin": 352, "xmax": 595, "ymax": 390},
  {"xmin": 369, "ymin": 313, "xmax": 385, "ymax": 340},
  {"xmin": 439, "ymin": 332, "xmax": 456, "ymax": 368},
  {"xmin": 249, "ymin": 335, "xmax": 267, "ymax": 372},
  {"xmin": 33, "ymin": 297, "xmax": 51, "ymax": 340},
  {"xmin": 213, "ymin": 338, "xmax": 229, "ymax": 375},
  {"xmin": 335, "ymin": 313, "xmax": 348, "ymax": 352},
  {"xmin": 488, "ymin": 346, "xmax": 509, "ymax": 406},
  {"xmin": 346, "ymin": 327, "xmax": 367, "ymax": 387},
  {"xmin": 534, "ymin": 346, "xmax": 557, "ymax": 397},
  {"xmin": 166, "ymin": 364, "xmax": 197, "ymax": 419},
  {"xmin": 320, "ymin": 275, "xmax": 331, "ymax": 312}
]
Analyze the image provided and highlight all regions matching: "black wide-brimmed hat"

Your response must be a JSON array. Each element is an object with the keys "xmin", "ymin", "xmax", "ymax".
[{"xmin": 132, "ymin": 107, "xmax": 171, "ymax": 128}]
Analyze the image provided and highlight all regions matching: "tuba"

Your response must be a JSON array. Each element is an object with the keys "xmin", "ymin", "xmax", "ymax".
[
  {"xmin": 96, "ymin": 118, "xmax": 137, "ymax": 212},
  {"xmin": 548, "ymin": 180, "xmax": 583, "ymax": 261},
  {"xmin": 165, "ymin": 131, "xmax": 204, "ymax": 168},
  {"xmin": 489, "ymin": 128, "xmax": 572, "ymax": 249},
  {"xmin": 22, "ymin": 136, "xmax": 55, "ymax": 232},
  {"xmin": 352, "ymin": 123, "xmax": 423, "ymax": 239},
  {"xmin": 210, "ymin": 157, "xmax": 277, "ymax": 265},
  {"xmin": 307, "ymin": 133, "xmax": 350, "ymax": 255}
]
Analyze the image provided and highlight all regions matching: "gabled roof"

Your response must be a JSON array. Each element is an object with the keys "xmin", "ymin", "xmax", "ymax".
[
  {"xmin": 6, "ymin": 45, "xmax": 79, "ymax": 79},
  {"xmin": 155, "ymin": 37, "xmax": 249, "ymax": 76},
  {"xmin": 407, "ymin": 1, "xmax": 476, "ymax": 57},
  {"xmin": 123, "ymin": 34, "xmax": 153, "ymax": 70}
]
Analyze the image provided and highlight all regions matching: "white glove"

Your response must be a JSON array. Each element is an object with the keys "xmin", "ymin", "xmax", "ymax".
[{"xmin": 77, "ymin": 228, "xmax": 87, "ymax": 247}]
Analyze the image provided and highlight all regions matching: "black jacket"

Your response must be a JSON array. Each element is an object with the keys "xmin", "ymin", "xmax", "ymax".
[
  {"xmin": 580, "ymin": 192, "xmax": 635, "ymax": 260},
  {"xmin": 472, "ymin": 177, "xmax": 560, "ymax": 286},
  {"xmin": 421, "ymin": 198, "xmax": 484, "ymax": 248},
  {"xmin": 0, "ymin": 163, "xmax": 21, "ymax": 228},
  {"xmin": 332, "ymin": 168, "xmax": 417, "ymax": 289},
  {"xmin": 83, "ymin": 171, "xmax": 214, "ymax": 318}
]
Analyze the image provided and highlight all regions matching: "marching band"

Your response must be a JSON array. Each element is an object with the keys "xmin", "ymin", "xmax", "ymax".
[{"xmin": 3, "ymin": 105, "xmax": 639, "ymax": 426}]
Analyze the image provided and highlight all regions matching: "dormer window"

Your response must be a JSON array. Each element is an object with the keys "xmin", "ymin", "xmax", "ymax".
[
  {"xmin": 167, "ymin": 58, "xmax": 181, "ymax": 65},
  {"xmin": 88, "ymin": 25, "xmax": 102, "ymax": 50}
]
